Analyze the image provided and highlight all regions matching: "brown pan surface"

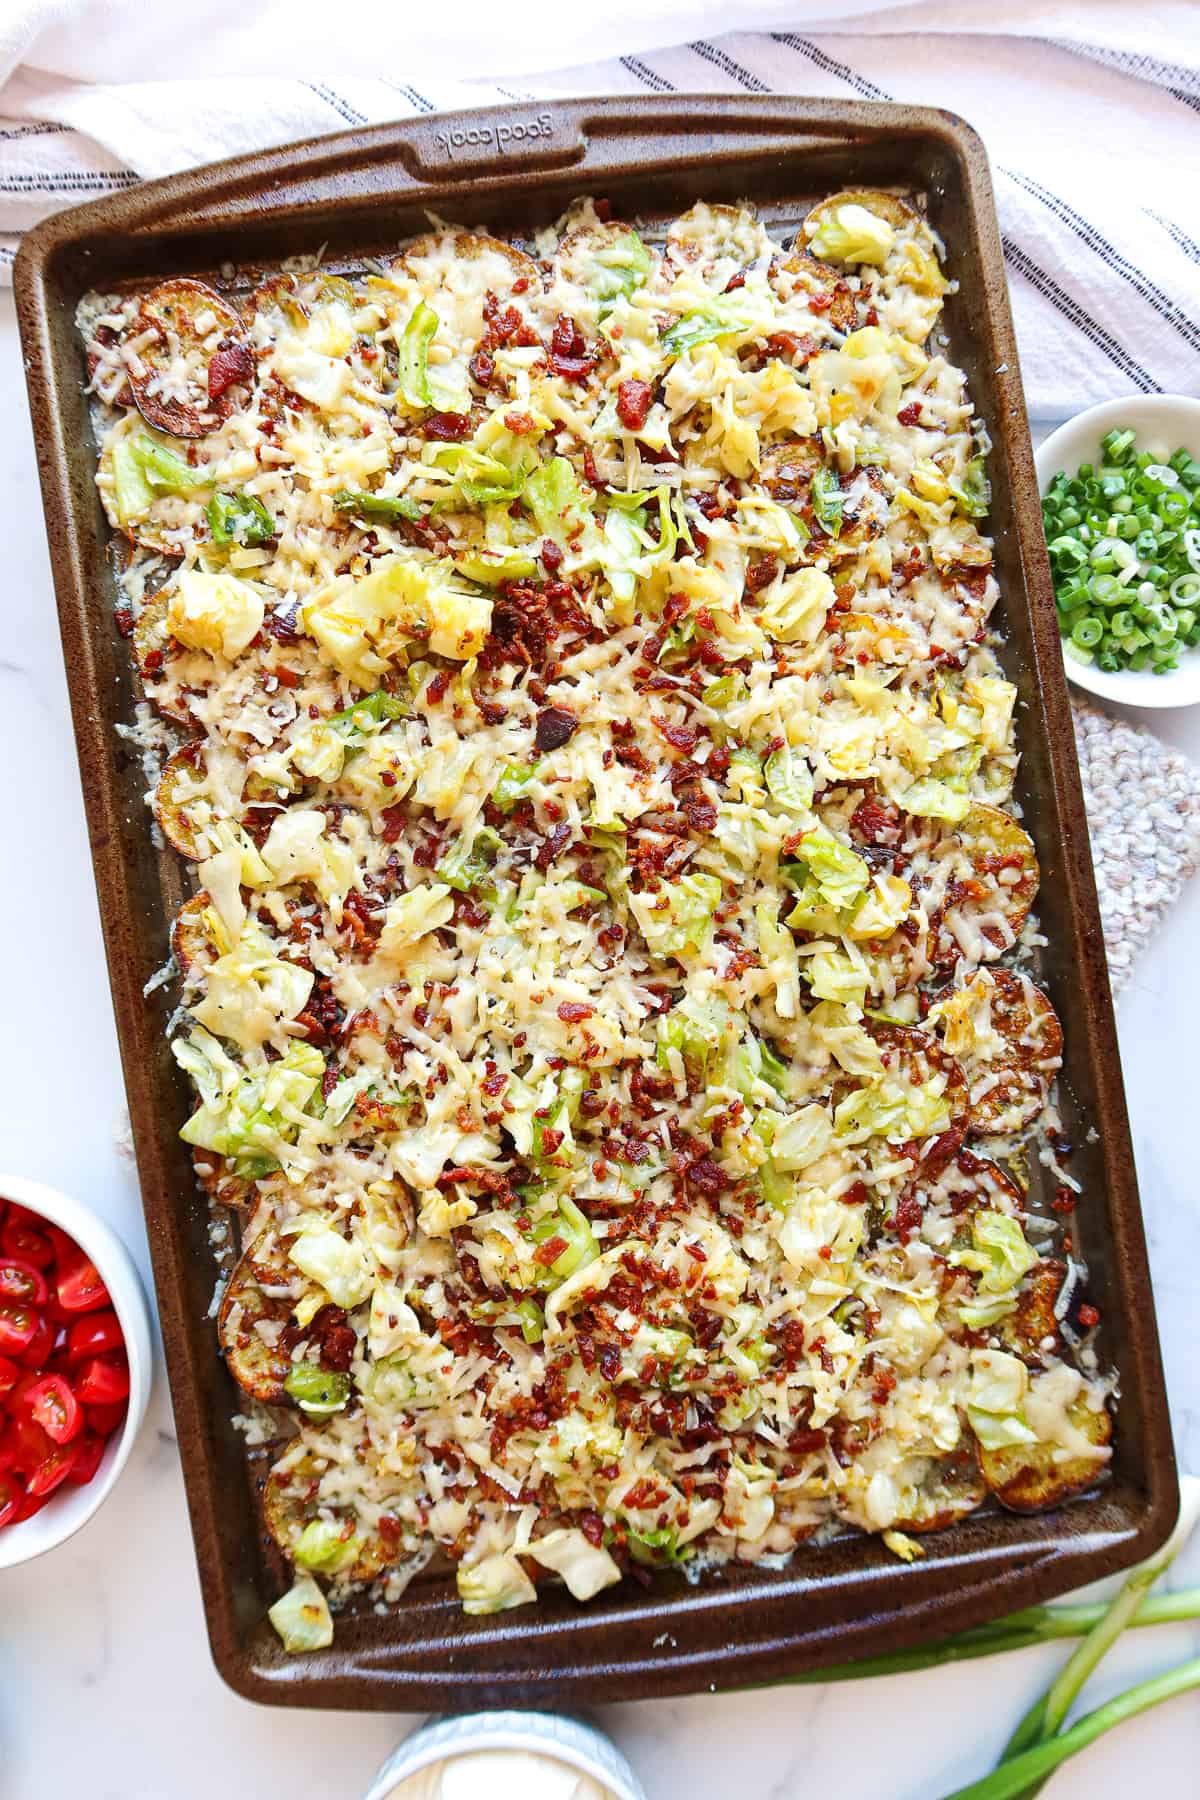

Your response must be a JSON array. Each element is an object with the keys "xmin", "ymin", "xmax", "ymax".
[{"xmin": 13, "ymin": 97, "xmax": 1176, "ymax": 1709}]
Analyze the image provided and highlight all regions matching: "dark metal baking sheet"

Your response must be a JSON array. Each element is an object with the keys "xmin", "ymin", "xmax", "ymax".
[{"xmin": 13, "ymin": 95, "xmax": 1177, "ymax": 1710}]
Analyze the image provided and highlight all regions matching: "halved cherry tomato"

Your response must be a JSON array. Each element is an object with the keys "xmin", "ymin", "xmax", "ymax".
[
  {"xmin": 55, "ymin": 1251, "xmax": 110, "ymax": 1315},
  {"xmin": 14, "ymin": 1488, "xmax": 49, "ymax": 1523},
  {"xmin": 0, "ymin": 1258, "xmax": 48, "ymax": 1307},
  {"xmin": 0, "ymin": 1426, "xmax": 16, "ymax": 1473},
  {"xmin": 27, "ymin": 1438, "xmax": 80, "ymax": 1498},
  {"xmin": 84, "ymin": 1400, "xmax": 127, "ymax": 1437},
  {"xmin": 0, "ymin": 1470, "xmax": 22, "ymax": 1529},
  {"xmin": 18, "ymin": 1314, "xmax": 54, "ymax": 1369},
  {"xmin": 66, "ymin": 1430, "xmax": 106, "ymax": 1486},
  {"xmin": 0, "ymin": 1218, "xmax": 53, "ymax": 1269},
  {"xmin": 0, "ymin": 1353, "xmax": 19, "ymax": 1399},
  {"xmin": 76, "ymin": 1355, "xmax": 129, "ymax": 1407},
  {"xmin": 27, "ymin": 1374, "xmax": 81, "ymax": 1446},
  {"xmin": 8, "ymin": 1412, "xmax": 52, "ymax": 1476},
  {"xmin": 0, "ymin": 1302, "xmax": 39, "ymax": 1359},
  {"xmin": 66, "ymin": 1308, "xmax": 124, "ymax": 1363}
]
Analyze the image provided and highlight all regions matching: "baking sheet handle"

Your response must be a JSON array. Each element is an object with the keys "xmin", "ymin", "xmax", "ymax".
[{"xmin": 105, "ymin": 97, "xmax": 893, "ymax": 236}]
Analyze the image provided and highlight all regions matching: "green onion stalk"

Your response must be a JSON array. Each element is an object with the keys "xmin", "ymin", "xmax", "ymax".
[{"xmin": 782, "ymin": 1475, "xmax": 1200, "ymax": 1797}]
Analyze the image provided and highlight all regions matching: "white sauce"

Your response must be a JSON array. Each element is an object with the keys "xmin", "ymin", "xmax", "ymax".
[{"xmin": 385, "ymin": 1750, "xmax": 614, "ymax": 1800}]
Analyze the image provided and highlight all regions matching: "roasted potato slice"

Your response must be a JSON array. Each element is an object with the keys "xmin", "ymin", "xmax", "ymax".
[
  {"xmin": 927, "ymin": 804, "xmax": 1040, "ymax": 967},
  {"xmin": 191, "ymin": 1146, "xmax": 259, "ymax": 1212},
  {"xmin": 263, "ymin": 1445, "xmax": 411, "ymax": 1583},
  {"xmin": 773, "ymin": 249, "xmax": 857, "ymax": 332},
  {"xmin": 666, "ymin": 202, "xmax": 771, "ymax": 284},
  {"xmin": 997, "ymin": 1258, "xmax": 1066, "ymax": 1361},
  {"xmin": 981, "ymin": 1384, "xmax": 1112, "ymax": 1514},
  {"xmin": 760, "ymin": 436, "xmax": 826, "ymax": 505},
  {"xmin": 868, "ymin": 1021, "xmax": 969, "ymax": 1136},
  {"xmin": 171, "ymin": 889, "xmax": 224, "ymax": 975},
  {"xmin": 127, "ymin": 278, "xmax": 249, "ymax": 438},
  {"xmin": 153, "ymin": 742, "xmax": 207, "ymax": 858},
  {"xmin": 961, "ymin": 970, "xmax": 1063, "ymax": 1135},
  {"xmin": 892, "ymin": 1449, "xmax": 986, "ymax": 1533},
  {"xmin": 217, "ymin": 1235, "xmax": 298, "ymax": 1404},
  {"xmin": 550, "ymin": 221, "xmax": 650, "ymax": 323}
]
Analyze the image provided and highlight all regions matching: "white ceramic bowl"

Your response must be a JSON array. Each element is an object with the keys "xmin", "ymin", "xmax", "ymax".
[
  {"xmin": 1035, "ymin": 393, "xmax": 1200, "ymax": 708},
  {"xmin": 363, "ymin": 1711, "xmax": 647, "ymax": 1800},
  {"xmin": 0, "ymin": 1172, "xmax": 153, "ymax": 1569}
]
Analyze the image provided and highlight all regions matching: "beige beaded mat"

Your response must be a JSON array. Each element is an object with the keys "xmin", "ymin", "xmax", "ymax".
[{"xmin": 1073, "ymin": 702, "xmax": 1200, "ymax": 993}]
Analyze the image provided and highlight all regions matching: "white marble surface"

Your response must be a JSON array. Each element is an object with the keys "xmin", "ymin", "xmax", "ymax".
[{"xmin": 1, "ymin": 288, "xmax": 1198, "ymax": 1799}]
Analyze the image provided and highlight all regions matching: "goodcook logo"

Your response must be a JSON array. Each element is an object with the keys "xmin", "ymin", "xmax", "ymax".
[{"xmin": 433, "ymin": 114, "xmax": 557, "ymax": 159}]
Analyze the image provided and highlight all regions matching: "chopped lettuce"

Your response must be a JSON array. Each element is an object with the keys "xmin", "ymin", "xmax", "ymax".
[
  {"xmin": 267, "ymin": 1575, "xmax": 334, "ymax": 1652},
  {"xmin": 456, "ymin": 1552, "xmax": 537, "ymax": 1615},
  {"xmin": 590, "ymin": 229, "xmax": 652, "ymax": 314},
  {"xmin": 810, "ymin": 467, "xmax": 844, "ymax": 538},
  {"xmin": 526, "ymin": 1528, "xmax": 622, "ymax": 1600},
  {"xmin": 806, "ymin": 201, "xmax": 896, "ymax": 266},
  {"xmin": 332, "ymin": 487, "xmax": 422, "ymax": 524},
  {"xmin": 287, "ymin": 1217, "xmax": 374, "ymax": 1310},
  {"xmin": 292, "ymin": 1518, "xmax": 363, "ymax": 1575},
  {"xmin": 630, "ymin": 872, "xmax": 722, "ymax": 956},
  {"xmin": 525, "ymin": 455, "xmax": 590, "ymax": 544},
  {"xmin": 764, "ymin": 745, "xmax": 815, "ymax": 814},
  {"xmin": 206, "ymin": 489, "xmax": 275, "ymax": 546}
]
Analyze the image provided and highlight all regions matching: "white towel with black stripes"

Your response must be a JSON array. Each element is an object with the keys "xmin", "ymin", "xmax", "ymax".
[{"xmin": 0, "ymin": 0, "xmax": 1197, "ymax": 418}]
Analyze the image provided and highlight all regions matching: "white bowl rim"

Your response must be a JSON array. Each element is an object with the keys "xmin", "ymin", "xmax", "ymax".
[
  {"xmin": 0, "ymin": 1171, "xmax": 153, "ymax": 1568},
  {"xmin": 363, "ymin": 1711, "xmax": 646, "ymax": 1800},
  {"xmin": 1034, "ymin": 393, "xmax": 1200, "ymax": 710}
]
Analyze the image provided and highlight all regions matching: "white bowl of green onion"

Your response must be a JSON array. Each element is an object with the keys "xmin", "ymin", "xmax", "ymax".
[{"xmin": 1036, "ymin": 394, "xmax": 1200, "ymax": 707}]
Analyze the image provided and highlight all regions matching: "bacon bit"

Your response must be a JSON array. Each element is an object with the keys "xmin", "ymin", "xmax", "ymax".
[
  {"xmin": 839, "ymin": 1180, "xmax": 869, "ymax": 1208},
  {"xmin": 616, "ymin": 378, "xmax": 654, "ymax": 431},
  {"xmin": 580, "ymin": 1510, "xmax": 606, "ymax": 1547},
  {"xmin": 380, "ymin": 803, "xmax": 406, "ymax": 844},
  {"xmin": 142, "ymin": 647, "xmax": 164, "ymax": 675},
  {"xmin": 504, "ymin": 410, "xmax": 537, "ymax": 435},
  {"xmin": 655, "ymin": 717, "xmax": 699, "ymax": 754},
  {"xmin": 893, "ymin": 1190, "xmax": 923, "ymax": 1242},
  {"xmin": 114, "ymin": 603, "xmax": 134, "ymax": 637},
  {"xmin": 535, "ymin": 705, "xmax": 578, "ymax": 751},
  {"xmin": 469, "ymin": 348, "xmax": 495, "ymax": 387},
  {"xmin": 557, "ymin": 1001, "xmax": 594, "ymax": 1023},
  {"xmin": 684, "ymin": 796, "xmax": 718, "ymax": 834},
  {"xmin": 272, "ymin": 664, "xmax": 301, "ymax": 689},
  {"xmin": 1051, "ymin": 1186, "xmax": 1078, "ymax": 1214},
  {"xmin": 310, "ymin": 1304, "xmax": 356, "ymax": 1373},
  {"xmin": 787, "ymin": 1426, "xmax": 827, "ymax": 1455},
  {"xmin": 424, "ymin": 411, "xmax": 472, "ymax": 441},
  {"xmin": 533, "ymin": 1235, "xmax": 568, "ymax": 1268},
  {"xmin": 427, "ymin": 669, "xmax": 451, "ymax": 705},
  {"xmin": 1077, "ymin": 1303, "xmax": 1100, "ymax": 1329},
  {"xmin": 897, "ymin": 400, "xmax": 924, "ymax": 427},
  {"xmin": 724, "ymin": 270, "xmax": 746, "ymax": 291},
  {"xmin": 207, "ymin": 339, "xmax": 254, "ymax": 400},
  {"xmin": 548, "ymin": 313, "xmax": 598, "ymax": 382},
  {"xmin": 535, "ymin": 822, "xmax": 571, "ymax": 872},
  {"xmin": 765, "ymin": 330, "xmax": 818, "ymax": 363},
  {"xmin": 744, "ymin": 553, "xmax": 779, "ymax": 594},
  {"xmin": 687, "ymin": 1158, "xmax": 729, "ymax": 1195},
  {"xmin": 808, "ymin": 290, "xmax": 833, "ymax": 313},
  {"xmin": 540, "ymin": 538, "xmax": 564, "ymax": 573}
]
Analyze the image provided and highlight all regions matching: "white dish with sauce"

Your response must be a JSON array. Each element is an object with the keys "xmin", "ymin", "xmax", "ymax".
[{"xmin": 362, "ymin": 1712, "xmax": 646, "ymax": 1800}]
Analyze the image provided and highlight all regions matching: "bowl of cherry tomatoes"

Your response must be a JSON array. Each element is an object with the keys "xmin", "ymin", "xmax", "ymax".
[{"xmin": 0, "ymin": 1173, "xmax": 152, "ymax": 1566}]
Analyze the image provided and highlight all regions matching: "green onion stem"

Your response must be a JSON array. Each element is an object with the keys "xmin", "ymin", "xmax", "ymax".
[
  {"xmin": 936, "ymin": 1656, "xmax": 1200, "ymax": 1800},
  {"xmin": 779, "ymin": 1587, "xmax": 1200, "ymax": 1685}
]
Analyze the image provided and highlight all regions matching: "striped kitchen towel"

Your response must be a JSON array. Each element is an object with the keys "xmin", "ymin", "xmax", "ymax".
[{"xmin": 0, "ymin": 2, "xmax": 1197, "ymax": 418}]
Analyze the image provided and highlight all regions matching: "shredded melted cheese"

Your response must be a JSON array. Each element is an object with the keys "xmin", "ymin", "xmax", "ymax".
[{"xmin": 80, "ymin": 188, "xmax": 1108, "ymax": 1637}]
